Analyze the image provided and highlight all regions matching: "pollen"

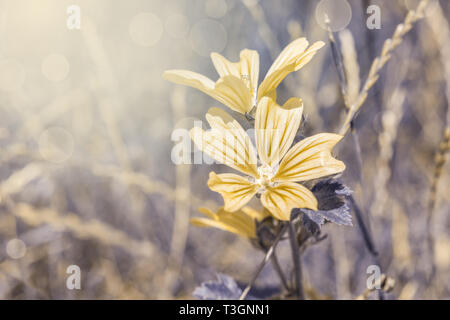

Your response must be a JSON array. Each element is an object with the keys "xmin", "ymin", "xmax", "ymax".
[{"xmin": 256, "ymin": 164, "xmax": 275, "ymax": 190}]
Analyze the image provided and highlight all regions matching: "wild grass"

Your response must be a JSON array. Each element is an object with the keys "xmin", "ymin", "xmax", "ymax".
[{"xmin": 0, "ymin": 0, "xmax": 448, "ymax": 299}]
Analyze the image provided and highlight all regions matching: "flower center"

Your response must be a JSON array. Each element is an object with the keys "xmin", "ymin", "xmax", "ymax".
[{"xmin": 256, "ymin": 164, "xmax": 275, "ymax": 191}]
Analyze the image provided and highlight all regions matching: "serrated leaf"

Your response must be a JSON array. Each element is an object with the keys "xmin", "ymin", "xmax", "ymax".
[
  {"xmin": 313, "ymin": 179, "xmax": 351, "ymax": 210},
  {"xmin": 193, "ymin": 274, "xmax": 242, "ymax": 300},
  {"xmin": 302, "ymin": 179, "xmax": 353, "ymax": 226},
  {"xmin": 301, "ymin": 211, "xmax": 322, "ymax": 235},
  {"xmin": 303, "ymin": 204, "xmax": 352, "ymax": 226}
]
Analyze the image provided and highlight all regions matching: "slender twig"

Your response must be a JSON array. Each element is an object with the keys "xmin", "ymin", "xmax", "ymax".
[
  {"xmin": 288, "ymin": 221, "xmax": 305, "ymax": 300},
  {"xmin": 362, "ymin": 0, "xmax": 383, "ymax": 115},
  {"xmin": 325, "ymin": 16, "xmax": 348, "ymax": 106},
  {"xmin": 271, "ymin": 251, "xmax": 290, "ymax": 292},
  {"xmin": 239, "ymin": 223, "xmax": 288, "ymax": 300},
  {"xmin": 349, "ymin": 195, "xmax": 378, "ymax": 256}
]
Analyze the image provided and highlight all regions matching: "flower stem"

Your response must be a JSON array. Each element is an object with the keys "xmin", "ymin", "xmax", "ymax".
[
  {"xmin": 270, "ymin": 251, "xmax": 290, "ymax": 292},
  {"xmin": 239, "ymin": 223, "xmax": 288, "ymax": 300},
  {"xmin": 288, "ymin": 221, "xmax": 305, "ymax": 300}
]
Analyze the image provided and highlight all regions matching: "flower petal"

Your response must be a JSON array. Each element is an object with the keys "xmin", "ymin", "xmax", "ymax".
[
  {"xmin": 211, "ymin": 49, "xmax": 259, "ymax": 101},
  {"xmin": 190, "ymin": 217, "xmax": 253, "ymax": 238},
  {"xmin": 197, "ymin": 207, "xmax": 217, "ymax": 219},
  {"xmin": 213, "ymin": 75, "xmax": 254, "ymax": 114},
  {"xmin": 163, "ymin": 69, "xmax": 215, "ymax": 92},
  {"xmin": 255, "ymin": 96, "xmax": 303, "ymax": 167},
  {"xmin": 258, "ymin": 39, "xmax": 325, "ymax": 99},
  {"xmin": 190, "ymin": 108, "xmax": 258, "ymax": 177},
  {"xmin": 191, "ymin": 206, "xmax": 257, "ymax": 238},
  {"xmin": 241, "ymin": 206, "xmax": 269, "ymax": 222},
  {"xmin": 261, "ymin": 182, "xmax": 318, "ymax": 221},
  {"xmin": 163, "ymin": 70, "xmax": 252, "ymax": 114},
  {"xmin": 206, "ymin": 107, "xmax": 258, "ymax": 169},
  {"xmin": 208, "ymin": 172, "xmax": 259, "ymax": 212},
  {"xmin": 211, "ymin": 53, "xmax": 240, "ymax": 78},
  {"xmin": 274, "ymin": 133, "xmax": 346, "ymax": 182}
]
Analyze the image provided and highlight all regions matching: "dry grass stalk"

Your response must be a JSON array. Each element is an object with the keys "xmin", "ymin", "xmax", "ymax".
[
  {"xmin": 392, "ymin": 204, "xmax": 413, "ymax": 272},
  {"xmin": 326, "ymin": 23, "xmax": 381, "ymax": 287},
  {"xmin": 82, "ymin": 17, "xmax": 131, "ymax": 170},
  {"xmin": 355, "ymin": 274, "xmax": 395, "ymax": 300},
  {"xmin": 91, "ymin": 164, "xmax": 217, "ymax": 209},
  {"xmin": 425, "ymin": 2, "xmax": 450, "ymax": 282},
  {"xmin": 426, "ymin": 1, "xmax": 450, "ymax": 223},
  {"xmin": 169, "ymin": 87, "xmax": 191, "ymax": 264},
  {"xmin": 428, "ymin": 128, "xmax": 450, "ymax": 212},
  {"xmin": 12, "ymin": 203, "xmax": 162, "ymax": 261},
  {"xmin": 241, "ymin": 0, "xmax": 281, "ymax": 58},
  {"xmin": 339, "ymin": 0, "xmax": 429, "ymax": 136},
  {"xmin": 371, "ymin": 89, "xmax": 406, "ymax": 218},
  {"xmin": 159, "ymin": 87, "xmax": 191, "ymax": 298},
  {"xmin": 0, "ymin": 163, "xmax": 43, "ymax": 200},
  {"xmin": 0, "ymin": 243, "xmax": 70, "ymax": 299},
  {"xmin": 339, "ymin": 30, "xmax": 360, "ymax": 108}
]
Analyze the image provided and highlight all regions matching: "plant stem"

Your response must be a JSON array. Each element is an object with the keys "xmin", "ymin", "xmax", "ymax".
[
  {"xmin": 288, "ymin": 221, "xmax": 305, "ymax": 300},
  {"xmin": 270, "ymin": 251, "xmax": 290, "ymax": 292},
  {"xmin": 239, "ymin": 223, "xmax": 288, "ymax": 300},
  {"xmin": 349, "ymin": 195, "xmax": 378, "ymax": 256}
]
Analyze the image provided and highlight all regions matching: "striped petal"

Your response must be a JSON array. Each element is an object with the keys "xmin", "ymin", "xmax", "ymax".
[
  {"xmin": 163, "ymin": 70, "xmax": 253, "ymax": 114},
  {"xmin": 163, "ymin": 69, "xmax": 215, "ymax": 92},
  {"xmin": 190, "ymin": 108, "xmax": 258, "ymax": 177},
  {"xmin": 255, "ymin": 96, "xmax": 303, "ymax": 167},
  {"xmin": 212, "ymin": 75, "xmax": 253, "ymax": 114},
  {"xmin": 211, "ymin": 49, "xmax": 259, "ymax": 101},
  {"xmin": 261, "ymin": 182, "xmax": 318, "ymax": 221},
  {"xmin": 241, "ymin": 206, "xmax": 270, "ymax": 222},
  {"xmin": 258, "ymin": 39, "xmax": 325, "ymax": 99},
  {"xmin": 190, "ymin": 206, "xmax": 259, "ymax": 238},
  {"xmin": 274, "ymin": 133, "xmax": 346, "ymax": 182},
  {"xmin": 208, "ymin": 172, "xmax": 259, "ymax": 212}
]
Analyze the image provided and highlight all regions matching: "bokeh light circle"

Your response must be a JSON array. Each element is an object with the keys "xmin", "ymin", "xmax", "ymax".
[
  {"xmin": 189, "ymin": 19, "xmax": 227, "ymax": 57},
  {"xmin": 315, "ymin": 0, "xmax": 352, "ymax": 32},
  {"xmin": 129, "ymin": 12, "xmax": 163, "ymax": 47},
  {"xmin": 39, "ymin": 127, "xmax": 74, "ymax": 163},
  {"xmin": 6, "ymin": 238, "xmax": 27, "ymax": 259},
  {"xmin": 42, "ymin": 54, "xmax": 70, "ymax": 82}
]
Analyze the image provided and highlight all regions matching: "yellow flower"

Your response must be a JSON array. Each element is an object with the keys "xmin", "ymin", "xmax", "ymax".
[
  {"xmin": 163, "ymin": 38, "xmax": 324, "ymax": 114},
  {"xmin": 190, "ymin": 96, "xmax": 345, "ymax": 221},
  {"xmin": 190, "ymin": 206, "xmax": 269, "ymax": 239}
]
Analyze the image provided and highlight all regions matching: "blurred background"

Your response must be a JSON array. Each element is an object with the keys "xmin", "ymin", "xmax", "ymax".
[{"xmin": 0, "ymin": 0, "xmax": 448, "ymax": 299}]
